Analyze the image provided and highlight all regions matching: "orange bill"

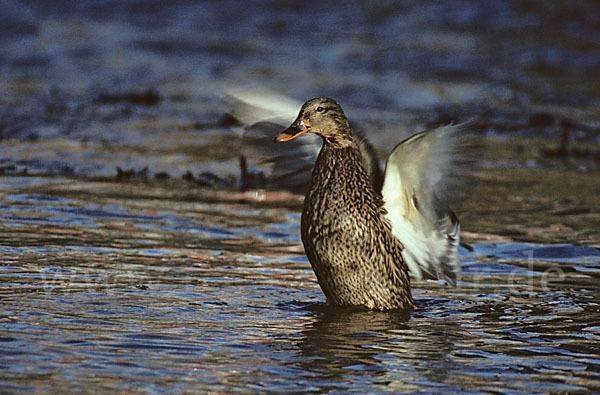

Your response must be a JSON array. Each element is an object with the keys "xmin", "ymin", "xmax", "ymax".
[{"xmin": 273, "ymin": 121, "xmax": 308, "ymax": 142}]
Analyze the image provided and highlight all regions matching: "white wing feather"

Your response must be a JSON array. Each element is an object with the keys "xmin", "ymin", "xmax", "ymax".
[
  {"xmin": 225, "ymin": 88, "xmax": 321, "ymax": 190},
  {"xmin": 381, "ymin": 124, "xmax": 465, "ymax": 285},
  {"xmin": 225, "ymin": 87, "xmax": 302, "ymax": 127}
]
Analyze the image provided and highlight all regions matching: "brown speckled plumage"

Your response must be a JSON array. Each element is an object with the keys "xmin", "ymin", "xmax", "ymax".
[{"xmin": 275, "ymin": 97, "xmax": 414, "ymax": 311}]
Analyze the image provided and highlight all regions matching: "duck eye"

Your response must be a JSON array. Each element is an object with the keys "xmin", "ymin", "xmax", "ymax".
[{"xmin": 316, "ymin": 106, "xmax": 324, "ymax": 112}]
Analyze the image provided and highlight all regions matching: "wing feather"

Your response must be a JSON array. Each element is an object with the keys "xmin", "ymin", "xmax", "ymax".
[
  {"xmin": 225, "ymin": 88, "xmax": 321, "ymax": 191},
  {"xmin": 381, "ymin": 124, "xmax": 468, "ymax": 285},
  {"xmin": 225, "ymin": 88, "xmax": 383, "ymax": 192}
]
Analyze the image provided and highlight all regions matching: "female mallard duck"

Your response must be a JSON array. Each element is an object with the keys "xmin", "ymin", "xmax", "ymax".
[{"xmin": 273, "ymin": 97, "xmax": 463, "ymax": 311}]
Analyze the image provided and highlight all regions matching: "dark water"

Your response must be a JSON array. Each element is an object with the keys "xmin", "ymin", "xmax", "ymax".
[{"xmin": 2, "ymin": 0, "xmax": 600, "ymax": 393}]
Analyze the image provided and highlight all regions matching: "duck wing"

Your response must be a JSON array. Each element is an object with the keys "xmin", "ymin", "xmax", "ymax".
[
  {"xmin": 225, "ymin": 88, "xmax": 320, "ymax": 191},
  {"xmin": 381, "ymin": 124, "xmax": 467, "ymax": 285},
  {"xmin": 225, "ymin": 87, "xmax": 302, "ymax": 128},
  {"xmin": 226, "ymin": 88, "xmax": 383, "ymax": 192}
]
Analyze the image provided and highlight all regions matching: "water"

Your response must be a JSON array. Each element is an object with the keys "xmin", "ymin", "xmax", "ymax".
[
  {"xmin": 1, "ymin": 176, "xmax": 599, "ymax": 393},
  {"xmin": 2, "ymin": 0, "xmax": 600, "ymax": 393}
]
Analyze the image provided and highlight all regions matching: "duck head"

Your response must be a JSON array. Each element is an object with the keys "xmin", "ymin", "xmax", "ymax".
[{"xmin": 273, "ymin": 97, "xmax": 353, "ymax": 147}]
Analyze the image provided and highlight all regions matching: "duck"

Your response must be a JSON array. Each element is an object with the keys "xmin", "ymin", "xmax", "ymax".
[{"xmin": 270, "ymin": 97, "xmax": 465, "ymax": 311}]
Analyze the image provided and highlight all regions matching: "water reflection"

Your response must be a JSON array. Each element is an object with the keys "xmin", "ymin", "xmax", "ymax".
[{"xmin": 298, "ymin": 308, "xmax": 416, "ymax": 391}]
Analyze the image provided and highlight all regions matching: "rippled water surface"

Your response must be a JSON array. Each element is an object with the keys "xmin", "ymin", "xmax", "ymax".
[
  {"xmin": 2, "ymin": 0, "xmax": 600, "ymax": 393},
  {"xmin": 1, "ymin": 175, "xmax": 599, "ymax": 393}
]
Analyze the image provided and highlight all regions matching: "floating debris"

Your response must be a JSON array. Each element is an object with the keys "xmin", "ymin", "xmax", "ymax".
[
  {"xmin": 116, "ymin": 166, "xmax": 149, "ymax": 181},
  {"xmin": 154, "ymin": 171, "xmax": 170, "ymax": 180},
  {"xmin": 239, "ymin": 155, "xmax": 266, "ymax": 190},
  {"xmin": 182, "ymin": 170, "xmax": 231, "ymax": 187},
  {"xmin": 540, "ymin": 120, "xmax": 600, "ymax": 165},
  {"xmin": 96, "ymin": 88, "xmax": 161, "ymax": 106}
]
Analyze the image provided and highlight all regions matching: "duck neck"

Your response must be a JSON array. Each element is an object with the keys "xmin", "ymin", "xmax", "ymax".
[
  {"xmin": 322, "ymin": 130, "xmax": 354, "ymax": 149},
  {"xmin": 318, "ymin": 115, "xmax": 354, "ymax": 148},
  {"xmin": 323, "ymin": 135, "xmax": 353, "ymax": 148},
  {"xmin": 310, "ymin": 134, "xmax": 382, "ymax": 213},
  {"xmin": 317, "ymin": 136, "xmax": 365, "ymax": 179}
]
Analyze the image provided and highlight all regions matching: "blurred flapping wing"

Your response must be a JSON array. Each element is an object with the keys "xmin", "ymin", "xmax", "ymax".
[{"xmin": 381, "ymin": 124, "xmax": 469, "ymax": 285}]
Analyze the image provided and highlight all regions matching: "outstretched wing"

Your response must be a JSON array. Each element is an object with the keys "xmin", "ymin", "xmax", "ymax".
[
  {"xmin": 225, "ymin": 88, "xmax": 321, "ymax": 191},
  {"xmin": 381, "ymin": 124, "xmax": 468, "ymax": 285},
  {"xmin": 225, "ymin": 88, "xmax": 383, "ymax": 192},
  {"xmin": 225, "ymin": 87, "xmax": 302, "ymax": 127}
]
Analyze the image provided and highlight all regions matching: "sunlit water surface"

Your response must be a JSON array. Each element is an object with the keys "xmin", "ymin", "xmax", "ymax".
[
  {"xmin": 2, "ymin": 0, "xmax": 600, "ymax": 393},
  {"xmin": 1, "ymin": 177, "xmax": 599, "ymax": 393}
]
